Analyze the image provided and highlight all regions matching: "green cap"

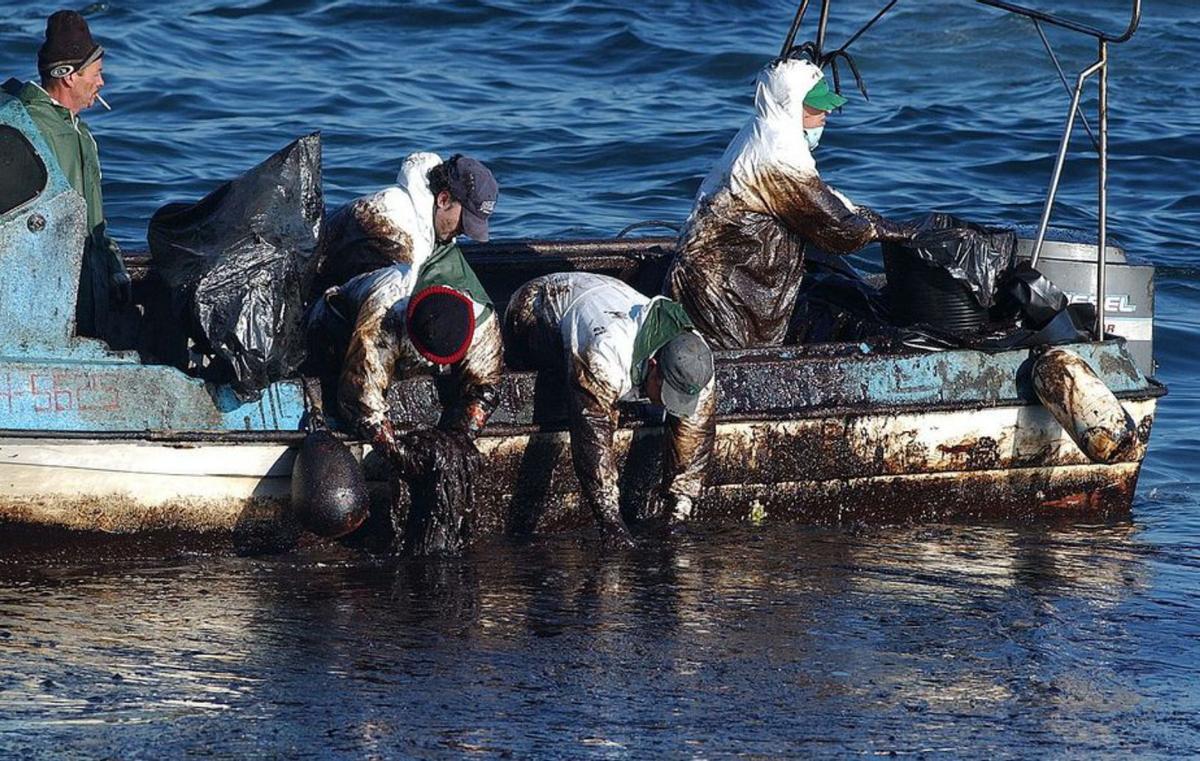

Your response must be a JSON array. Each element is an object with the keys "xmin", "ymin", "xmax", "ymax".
[{"xmin": 803, "ymin": 78, "xmax": 847, "ymax": 111}]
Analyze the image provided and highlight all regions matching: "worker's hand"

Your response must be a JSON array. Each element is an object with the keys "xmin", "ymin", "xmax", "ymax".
[
  {"xmin": 666, "ymin": 493, "xmax": 695, "ymax": 523},
  {"xmin": 439, "ymin": 388, "xmax": 499, "ymax": 440},
  {"xmin": 366, "ymin": 419, "xmax": 405, "ymax": 462},
  {"xmin": 642, "ymin": 487, "xmax": 693, "ymax": 523},
  {"xmin": 861, "ymin": 207, "xmax": 918, "ymax": 244},
  {"xmin": 598, "ymin": 516, "xmax": 636, "ymax": 550},
  {"xmin": 878, "ymin": 220, "xmax": 919, "ymax": 244},
  {"xmin": 110, "ymin": 271, "xmax": 133, "ymax": 305}
]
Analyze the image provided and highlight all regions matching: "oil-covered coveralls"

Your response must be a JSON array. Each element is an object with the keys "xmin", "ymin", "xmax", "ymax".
[
  {"xmin": 664, "ymin": 58, "xmax": 913, "ymax": 349},
  {"xmin": 313, "ymin": 151, "xmax": 448, "ymax": 293},
  {"xmin": 504, "ymin": 272, "xmax": 717, "ymax": 542},
  {"xmin": 305, "ymin": 260, "xmax": 502, "ymax": 448}
]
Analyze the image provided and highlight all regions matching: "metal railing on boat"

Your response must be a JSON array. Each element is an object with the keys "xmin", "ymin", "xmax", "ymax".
[{"xmin": 976, "ymin": 0, "xmax": 1143, "ymax": 340}]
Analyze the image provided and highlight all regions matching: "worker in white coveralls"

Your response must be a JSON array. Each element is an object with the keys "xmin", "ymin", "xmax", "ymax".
[
  {"xmin": 665, "ymin": 58, "xmax": 915, "ymax": 349},
  {"xmin": 504, "ymin": 273, "xmax": 717, "ymax": 547},
  {"xmin": 307, "ymin": 153, "xmax": 502, "ymax": 457},
  {"xmin": 313, "ymin": 152, "xmax": 498, "ymax": 292}
]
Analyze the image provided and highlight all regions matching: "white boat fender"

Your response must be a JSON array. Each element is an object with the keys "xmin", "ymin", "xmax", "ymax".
[{"xmin": 1032, "ymin": 347, "xmax": 1144, "ymax": 464}]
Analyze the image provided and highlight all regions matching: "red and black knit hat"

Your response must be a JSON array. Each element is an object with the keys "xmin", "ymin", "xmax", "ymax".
[
  {"xmin": 406, "ymin": 286, "xmax": 476, "ymax": 366},
  {"xmin": 38, "ymin": 10, "xmax": 104, "ymax": 80}
]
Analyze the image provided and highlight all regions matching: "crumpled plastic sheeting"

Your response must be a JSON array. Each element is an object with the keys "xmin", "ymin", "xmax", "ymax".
[
  {"xmin": 786, "ymin": 271, "xmax": 901, "ymax": 345},
  {"xmin": 148, "ymin": 133, "xmax": 324, "ymax": 400},
  {"xmin": 884, "ymin": 212, "xmax": 1016, "ymax": 309}
]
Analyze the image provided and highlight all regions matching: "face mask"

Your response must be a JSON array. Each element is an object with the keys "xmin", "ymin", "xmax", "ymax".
[{"xmin": 805, "ymin": 126, "xmax": 823, "ymax": 151}]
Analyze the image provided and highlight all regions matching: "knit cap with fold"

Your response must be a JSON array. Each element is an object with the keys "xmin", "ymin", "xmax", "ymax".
[
  {"xmin": 38, "ymin": 10, "xmax": 103, "ymax": 79},
  {"xmin": 406, "ymin": 286, "xmax": 476, "ymax": 365}
]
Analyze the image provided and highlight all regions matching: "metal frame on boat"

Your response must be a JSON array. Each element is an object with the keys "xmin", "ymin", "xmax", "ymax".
[{"xmin": 0, "ymin": 0, "xmax": 1163, "ymax": 543}]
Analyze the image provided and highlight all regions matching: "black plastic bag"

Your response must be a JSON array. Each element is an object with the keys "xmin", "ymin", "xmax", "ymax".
[
  {"xmin": 148, "ymin": 134, "xmax": 324, "ymax": 400},
  {"xmin": 975, "ymin": 302, "xmax": 1097, "ymax": 351},
  {"xmin": 787, "ymin": 271, "xmax": 900, "ymax": 344},
  {"xmin": 884, "ymin": 212, "xmax": 1017, "ymax": 310},
  {"xmin": 994, "ymin": 260, "xmax": 1069, "ymax": 329}
]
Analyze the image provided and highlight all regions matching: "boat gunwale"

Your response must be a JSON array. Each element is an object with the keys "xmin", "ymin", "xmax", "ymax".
[
  {"xmin": 0, "ymin": 382, "xmax": 1163, "ymax": 444},
  {"xmin": 119, "ymin": 236, "xmax": 681, "ymax": 272}
]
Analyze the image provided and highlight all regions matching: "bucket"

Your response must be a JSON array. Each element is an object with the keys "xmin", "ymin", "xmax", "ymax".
[{"xmin": 883, "ymin": 243, "xmax": 988, "ymax": 334}]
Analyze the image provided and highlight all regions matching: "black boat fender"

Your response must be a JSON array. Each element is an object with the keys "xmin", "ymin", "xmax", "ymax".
[{"xmin": 291, "ymin": 380, "xmax": 370, "ymax": 538}]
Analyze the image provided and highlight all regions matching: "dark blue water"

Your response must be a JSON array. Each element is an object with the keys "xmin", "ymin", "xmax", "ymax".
[{"xmin": 2, "ymin": 1, "xmax": 1199, "ymax": 756}]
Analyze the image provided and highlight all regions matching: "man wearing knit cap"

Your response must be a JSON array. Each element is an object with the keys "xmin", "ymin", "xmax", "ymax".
[
  {"xmin": 304, "ymin": 263, "xmax": 502, "ymax": 462},
  {"xmin": 504, "ymin": 272, "xmax": 717, "ymax": 548},
  {"xmin": 2, "ymin": 10, "xmax": 131, "ymax": 342},
  {"xmin": 307, "ymin": 148, "xmax": 504, "ymax": 456},
  {"xmin": 305, "ymin": 151, "xmax": 503, "ymax": 458}
]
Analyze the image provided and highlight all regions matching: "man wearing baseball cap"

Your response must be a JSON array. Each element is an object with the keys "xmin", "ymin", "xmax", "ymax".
[
  {"xmin": 2, "ymin": 10, "xmax": 131, "ymax": 342},
  {"xmin": 313, "ymin": 152, "xmax": 499, "ymax": 295},
  {"xmin": 442, "ymin": 156, "xmax": 498, "ymax": 244},
  {"xmin": 504, "ymin": 272, "xmax": 717, "ymax": 548},
  {"xmin": 665, "ymin": 57, "xmax": 914, "ymax": 350}
]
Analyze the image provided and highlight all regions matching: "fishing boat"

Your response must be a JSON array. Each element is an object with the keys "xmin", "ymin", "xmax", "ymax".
[{"xmin": 0, "ymin": 1, "xmax": 1163, "ymax": 543}]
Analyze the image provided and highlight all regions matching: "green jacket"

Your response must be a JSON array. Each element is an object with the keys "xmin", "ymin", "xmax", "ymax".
[{"xmin": 14, "ymin": 81, "xmax": 127, "ymax": 339}]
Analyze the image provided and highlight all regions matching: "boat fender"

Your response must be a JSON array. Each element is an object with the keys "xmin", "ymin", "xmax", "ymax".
[
  {"xmin": 291, "ymin": 428, "xmax": 370, "ymax": 538},
  {"xmin": 1032, "ymin": 347, "xmax": 1143, "ymax": 464}
]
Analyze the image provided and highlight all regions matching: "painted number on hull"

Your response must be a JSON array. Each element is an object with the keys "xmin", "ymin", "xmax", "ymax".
[{"xmin": 1, "ymin": 372, "xmax": 120, "ymax": 414}]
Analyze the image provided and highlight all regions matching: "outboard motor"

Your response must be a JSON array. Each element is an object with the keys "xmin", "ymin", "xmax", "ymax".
[{"xmin": 1014, "ymin": 227, "xmax": 1155, "ymax": 377}]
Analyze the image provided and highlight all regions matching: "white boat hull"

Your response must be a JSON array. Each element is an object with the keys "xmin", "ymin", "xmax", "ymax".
[{"xmin": 0, "ymin": 398, "xmax": 1157, "ymax": 536}]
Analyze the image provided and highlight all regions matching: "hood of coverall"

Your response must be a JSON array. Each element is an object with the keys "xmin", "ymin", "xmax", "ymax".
[{"xmin": 696, "ymin": 58, "xmax": 826, "ymax": 204}]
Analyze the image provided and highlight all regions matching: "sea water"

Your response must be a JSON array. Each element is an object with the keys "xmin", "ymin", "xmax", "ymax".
[{"xmin": 1, "ymin": 1, "xmax": 1198, "ymax": 756}]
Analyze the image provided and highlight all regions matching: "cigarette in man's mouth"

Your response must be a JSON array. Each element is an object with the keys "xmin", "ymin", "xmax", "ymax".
[{"xmin": 96, "ymin": 93, "xmax": 111, "ymax": 110}]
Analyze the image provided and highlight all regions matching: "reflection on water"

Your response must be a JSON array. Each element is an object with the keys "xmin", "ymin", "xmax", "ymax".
[
  {"xmin": 0, "ymin": 0, "xmax": 1198, "ymax": 754},
  {"xmin": 2, "ymin": 522, "xmax": 1195, "ymax": 756}
]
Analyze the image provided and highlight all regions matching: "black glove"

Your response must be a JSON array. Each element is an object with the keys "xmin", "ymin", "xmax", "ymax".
[
  {"xmin": 439, "ymin": 385, "xmax": 500, "ymax": 440},
  {"xmin": 110, "ymin": 271, "xmax": 132, "ymax": 305},
  {"xmin": 643, "ymin": 488, "xmax": 696, "ymax": 526},
  {"xmin": 861, "ymin": 207, "xmax": 917, "ymax": 244},
  {"xmin": 598, "ymin": 517, "xmax": 636, "ymax": 550},
  {"xmin": 666, "ymin": 493, "xmax": 695, "ymax": 523},
  {"xmin": 365, "ymin": 419, "xmax": 406, "ymax": 464}
]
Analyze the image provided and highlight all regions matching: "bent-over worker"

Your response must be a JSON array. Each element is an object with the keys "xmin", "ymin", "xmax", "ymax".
[
  {"xmin": 305, "ymin": 266, "xmax": 502, "ymax": 461},
  {"xmin": 504, "ymin": 273, "xmax": 716, "ymax": 546},
  {"xmin": 664, "ymin": 57, "xmax": 914, "ymax": 349}
]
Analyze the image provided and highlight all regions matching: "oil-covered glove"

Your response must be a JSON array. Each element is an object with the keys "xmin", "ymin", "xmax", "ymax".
[
  {"xmin": 642, "ymin": 487, "xmax": 694, "ymax": 524},
  {"xmin": 666, "ymin": 493, "xmax": 694, "ymax": 523},
  {"xmin": 598, "ymin": 516, "xmax": 636, "ymax": 550},
  {"xmin": 110, "ymin": 271, "xmax": 133, "ymax": 305},
  {"xmin": 365, "ymin": 419, "xmax": 402, "ymax": 459},
  {"xmin": 366, "ymin": 418, "xmax": 430, "ymax": 476},
  {"xmin": 861, "ymin": 207, "xmax": 918, "ymax": 244},
  {"xmin": 439, "ymin": 385, "xmax": 500, "ymax": 440}
]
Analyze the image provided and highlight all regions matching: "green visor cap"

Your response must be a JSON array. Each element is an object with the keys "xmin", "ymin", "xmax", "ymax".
[{"xmin": 803, "ymin": 78, "xmax": 848, "ymax": 111}]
